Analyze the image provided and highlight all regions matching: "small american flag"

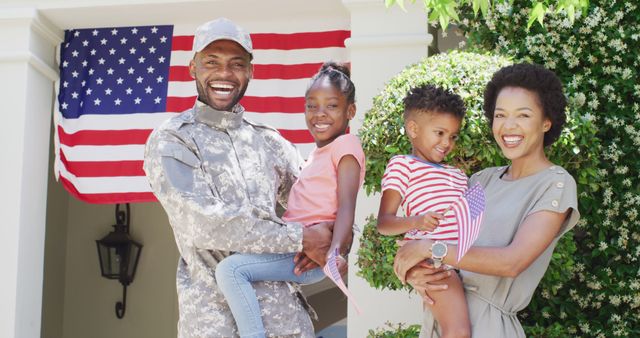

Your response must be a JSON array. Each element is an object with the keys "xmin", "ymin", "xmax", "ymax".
[
  {"xmin": 449, "ymin": 182, "xmax": 486, "ymax": 262},
  {"xmin": 322, "ymin": 248, "xmax": 362, "ymax": 314}
]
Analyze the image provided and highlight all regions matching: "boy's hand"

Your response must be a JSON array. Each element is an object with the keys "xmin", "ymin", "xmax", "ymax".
[{"xmin": 414, "ymin": 211, "xmax": 443, "ymax": 232}]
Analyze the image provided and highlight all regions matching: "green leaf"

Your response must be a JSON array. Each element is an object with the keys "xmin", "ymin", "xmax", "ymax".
[
  {"xmin": 527, "ymin": 2, "xmax": 546, "ymax": 29},
  {"xmin": 566, "ymin": 4, "xmax": 575, "ymax": 22},
  {"xmin": 428, "ymin": 8, "xmax": 441, "ymax": 23},
  {"xmin": 579, "ymin": 0, "xmax": 589, "ymax": 15},
  {"xmin": 439, "ymin": 13, "xmax": 450, "ymax": 30},
  {"xmin": 472, "ymin": 0, "xmax": 480, "ymax": 16},
  {"xmin": 479, "ymin": 0, "xmax": 489, "ymax": 17},
  {"xmin": 446, "ymin": 1, "xmax": 460, "ymax": 22}
]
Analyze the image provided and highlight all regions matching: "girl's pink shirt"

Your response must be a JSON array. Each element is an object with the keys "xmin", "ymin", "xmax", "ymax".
[{"xmin": 283, "ymin": 133, "xmax": 365, "ymax": 226}]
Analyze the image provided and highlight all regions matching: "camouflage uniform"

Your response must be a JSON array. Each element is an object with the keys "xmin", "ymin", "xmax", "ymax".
[{"xmin": 144, "ymin": 100, "xmax": 315, "ymax": 337}]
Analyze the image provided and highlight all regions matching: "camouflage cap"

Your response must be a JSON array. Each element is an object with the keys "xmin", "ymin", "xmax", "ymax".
[{"xmin": 192, "ymin": 17, "xmax": 253, "ymax": 56}]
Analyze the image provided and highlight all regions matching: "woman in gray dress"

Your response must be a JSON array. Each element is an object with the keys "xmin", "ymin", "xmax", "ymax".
[{"xmin": 393, "ymin": 63, "xmax": 581, "ymax": 338}]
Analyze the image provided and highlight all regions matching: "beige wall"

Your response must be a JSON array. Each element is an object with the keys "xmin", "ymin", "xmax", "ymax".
[
  {"xmin": 42, "ymin": 123, "xmax": 69, "ymax": 338},
  {"xmin": 60, "ymin": 202, "xmax": 179, "ymax": 338}
]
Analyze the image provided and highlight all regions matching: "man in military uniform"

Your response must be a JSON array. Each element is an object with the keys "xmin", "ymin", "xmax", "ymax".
[{"xmin": 143, "ymin": 18, "xmax": 332, "ymax": 337}]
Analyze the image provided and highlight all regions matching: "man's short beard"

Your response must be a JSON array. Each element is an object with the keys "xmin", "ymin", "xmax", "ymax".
[{"xmin": 195, "ymin": 81, "xmax": 247, "ymax": 112}]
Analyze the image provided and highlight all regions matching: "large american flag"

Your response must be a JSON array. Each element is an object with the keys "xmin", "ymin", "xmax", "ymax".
[
  {"xmin": 449, "ymin": 182, "xmax": 486, "ymax": 262},
  {"xmin": 54, "ymin": 23, "xmax": 350, "ymax": 204}
]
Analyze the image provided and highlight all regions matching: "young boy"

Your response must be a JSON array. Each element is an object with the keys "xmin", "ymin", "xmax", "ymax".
[{"xmin": 377, "ymin": 84, "xmax": 471, "ymax": 338}]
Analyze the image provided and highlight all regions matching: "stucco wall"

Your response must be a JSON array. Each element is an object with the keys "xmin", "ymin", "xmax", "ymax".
[{"xmin": 60, "ymin": 202, "xmax": 179, "ymax": 338}]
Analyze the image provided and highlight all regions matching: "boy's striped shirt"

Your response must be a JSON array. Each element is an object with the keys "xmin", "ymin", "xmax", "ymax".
[{"xmin": 381, "ymin": 155, "xmax": 468, "ymax": 242}]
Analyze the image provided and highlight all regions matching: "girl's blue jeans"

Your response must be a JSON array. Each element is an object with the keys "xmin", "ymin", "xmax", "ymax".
[{"xmin": 215, "ymin": 252, "xmax": 326, "ymax": 338}]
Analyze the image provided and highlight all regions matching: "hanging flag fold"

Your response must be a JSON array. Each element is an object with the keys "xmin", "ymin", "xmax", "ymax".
[{"xmin": 323, "ymin": 248, "xmax": 362, "ymax": 315}]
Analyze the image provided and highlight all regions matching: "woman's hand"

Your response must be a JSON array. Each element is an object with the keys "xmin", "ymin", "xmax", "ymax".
[
  {"xmin": 393, "ymin": 239, "xmax": 432, "ymax": 284},
  {"xmin": 405, "ymin": 262, "xmax": 451, "ymax": 304}
]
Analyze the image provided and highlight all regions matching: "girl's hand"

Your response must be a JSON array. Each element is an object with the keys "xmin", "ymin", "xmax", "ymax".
[
  {"xmin": 406, "ymin": 261, "xmax": 451, "ymax": 304},
  {"xmin": 325, "ymin": 252, "xmax": 348, "ymax": 276},
  {"xmin": 394, "ymin": 239, "xmax": 433, "ymax": 284},
  {"xmin": 415, "ymin": 212, "xmax": 443, "ymax": 232}
]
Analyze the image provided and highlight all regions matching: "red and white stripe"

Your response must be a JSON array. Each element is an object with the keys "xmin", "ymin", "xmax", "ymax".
[
  {"xmin": 54, "ymin": 23, "xmax": 350, "ymax": 204},
  {"xmin": 450, "ymin": 182, "xmax": 485, "ymax": 262},
  {"xmin": 381, "ymin": 155, "xmax": 468, "ymax": 242}
]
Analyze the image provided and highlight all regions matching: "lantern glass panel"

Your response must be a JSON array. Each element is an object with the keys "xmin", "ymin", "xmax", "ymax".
[
  {"xmin": 97, "ymin": 241, "xmax": 125, "ymax": 279},
  {"xmin": 126, "ymin": 242, "xmax": 142, "ymax": 281}
]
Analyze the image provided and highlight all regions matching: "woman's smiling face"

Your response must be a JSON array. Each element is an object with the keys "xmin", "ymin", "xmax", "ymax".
[{"xmin": 492, "ymin": 86, "xmax": 551, "ymax": 162}]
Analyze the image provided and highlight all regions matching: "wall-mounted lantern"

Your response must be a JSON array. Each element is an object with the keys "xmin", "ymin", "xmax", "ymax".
[{"xmin": 96, "ymin": 203, "xmax": 143, "ymax": 319}]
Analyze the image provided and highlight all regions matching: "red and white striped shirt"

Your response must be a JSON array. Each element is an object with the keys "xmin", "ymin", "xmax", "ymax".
[{"xmin": 381, "ymin": 155, "xmax": 468, "ymax": 243}]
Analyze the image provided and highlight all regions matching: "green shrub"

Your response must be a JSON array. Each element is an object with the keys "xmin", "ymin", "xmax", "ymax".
[
  {"xmin": 455, "ymin": 1, "xmax": 639, "ymax": 336},
  {"xmin": 355, "ymin": 216, "xmax": 407, "ymax": 291},
  {"xmin": 367, "ymin": 322, "xmax": 421, "ymax": 338}
]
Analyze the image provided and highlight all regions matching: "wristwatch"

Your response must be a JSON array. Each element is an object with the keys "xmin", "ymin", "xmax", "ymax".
[{"xmin": 430, "ymin": 241, "xmax": 448, "ymax": 268}]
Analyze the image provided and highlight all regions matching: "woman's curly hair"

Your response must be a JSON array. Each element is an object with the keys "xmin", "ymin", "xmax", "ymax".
[{"xmin": 483, "ymin": 63, "xmax": 567, "ymax": 147}]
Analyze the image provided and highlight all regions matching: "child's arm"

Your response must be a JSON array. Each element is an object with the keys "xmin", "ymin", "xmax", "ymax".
[
  {"xmin": 377, "ymin": 189, "xmax": 443, "ymax": 236},
  {"xmin": 329, "ymin": 154, "xmax": 362, "ymax": 272}
]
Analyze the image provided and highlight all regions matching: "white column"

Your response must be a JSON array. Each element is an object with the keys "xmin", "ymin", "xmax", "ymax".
[
  {"xmin": 341, "ymin": 1, "xmax": 433, "ymax": 336},
  {"xmin": 0, "ymin": 8, "xmax": 62, "ymax": 338}
]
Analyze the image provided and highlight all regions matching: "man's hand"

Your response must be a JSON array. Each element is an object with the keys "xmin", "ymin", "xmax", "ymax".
[
  {"xmin": 293, "ymin": 252, "xmax": 320, "ymax": 275},
  {"xmin": 299, "ymin": 221, "xmax": 333, "ymax": 270}
]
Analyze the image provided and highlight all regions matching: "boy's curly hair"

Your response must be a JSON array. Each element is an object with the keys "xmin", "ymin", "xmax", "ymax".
[
  {"xmin": 483, "ymin": 63, "xmax": 567, "ymax": 147},
  {"xmin": 403, "ymin": 84, "xmax": 466, "ymax": 121}
]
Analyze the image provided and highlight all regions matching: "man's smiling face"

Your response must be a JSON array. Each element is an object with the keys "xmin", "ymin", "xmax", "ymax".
[{"xmin": 189, "ymin": 39, "xmax": 253, "ymax": 111}]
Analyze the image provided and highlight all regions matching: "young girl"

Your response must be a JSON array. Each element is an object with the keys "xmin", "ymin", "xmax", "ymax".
[
  {"xmin": 215, "ymin": 62, "xmax": 365, "ymax": 338},
  {"xmin": 377, "ymin": 84, "xmax": 471, "ymax": 338}
]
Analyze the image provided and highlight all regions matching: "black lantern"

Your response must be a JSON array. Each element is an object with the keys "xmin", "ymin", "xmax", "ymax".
[{"xmin": 96, "ymin": 203, "xmax": 143, "ymax": 319}]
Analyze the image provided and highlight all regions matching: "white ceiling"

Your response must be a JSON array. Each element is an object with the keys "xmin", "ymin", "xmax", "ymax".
[{"xmin": 2, "ymin": 0, "xmax": 350, "ymax": 31}]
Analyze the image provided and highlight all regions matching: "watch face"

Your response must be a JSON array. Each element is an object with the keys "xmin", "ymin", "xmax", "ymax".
[{"xmin": 432, "ymin": 243, "xmax": 447, "ymax": 257}]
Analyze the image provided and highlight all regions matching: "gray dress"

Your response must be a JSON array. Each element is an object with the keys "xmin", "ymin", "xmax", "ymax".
[{"xmin": 420, "ymin": 165, "xmax": 580, "ymax": 338}]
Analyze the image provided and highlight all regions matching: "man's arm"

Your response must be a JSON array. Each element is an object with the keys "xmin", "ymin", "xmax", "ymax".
[
  {"xmin": 144, "ymin": 132, "xmax": 302, "ymax": 254},
  {"xmin": 265, "ymin": 127, "xmax": 303, "ymax": 210}
]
